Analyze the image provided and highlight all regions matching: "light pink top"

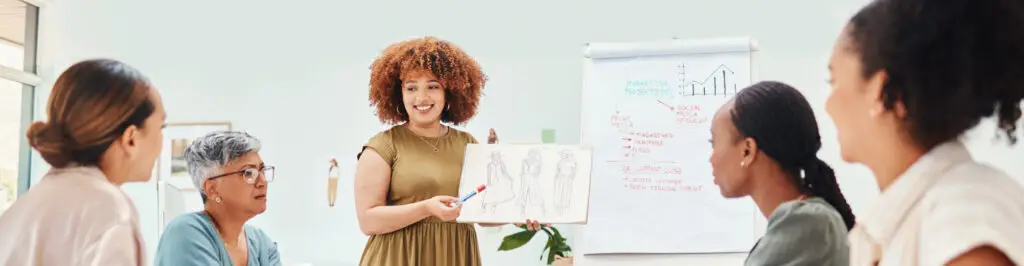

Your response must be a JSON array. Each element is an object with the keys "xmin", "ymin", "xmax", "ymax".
[
  {"xmin": 848, "ymin": 141, "xmax": 1024, "ymax": 266},
  {"xmin": 0, "ymin": 166, "xmax": 145, "ymax": 266}
]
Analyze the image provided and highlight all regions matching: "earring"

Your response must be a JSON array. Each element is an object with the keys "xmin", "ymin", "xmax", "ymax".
[
  {"xmin": 445, "ymin": 104, "xmax": 450, "ymax": 111},
  {"xmin": 740, "ymin": 161, "xmax": 747, "ymax": 168},
  {"xmin": 215, "ymin": 196, "xmax": 222, "ymax": 203}
]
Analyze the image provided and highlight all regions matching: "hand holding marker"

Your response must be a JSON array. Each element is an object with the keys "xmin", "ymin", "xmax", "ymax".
[{"xmin": 455, "ymin": 185, "xmax": 486, "ymax": 207}]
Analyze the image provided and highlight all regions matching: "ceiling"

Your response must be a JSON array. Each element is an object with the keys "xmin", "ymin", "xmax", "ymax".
[{"xmin": 0, "ymin": 0, "xmax": 26, "ymax": 45}]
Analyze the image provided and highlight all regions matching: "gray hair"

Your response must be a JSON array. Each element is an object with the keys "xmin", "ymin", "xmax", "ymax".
[{"xmin": 183, "ymin": 130, "xmax": 261, "ymax": 200}]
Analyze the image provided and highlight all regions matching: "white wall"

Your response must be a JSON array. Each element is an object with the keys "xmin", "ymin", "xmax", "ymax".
[{"xmin": 30, "ymin": 0, "xmax": 1023, "ymax": 265}]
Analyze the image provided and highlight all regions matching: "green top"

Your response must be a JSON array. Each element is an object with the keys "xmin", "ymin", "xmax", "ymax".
[
  {"xmin": 745, "ymin": 197, "xmax": 850, "ymax": 266},
  {"xmin": 357, "ymin": 125, "xmax": 482, "ymax": 266}
]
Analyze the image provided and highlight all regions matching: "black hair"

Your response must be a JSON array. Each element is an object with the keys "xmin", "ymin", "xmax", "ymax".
[
  {"xmin": 847, "ymin": 0, "xmax": 1024, "ymax": 149},
  {"xmin": 731, "ymin": 81, "xmax": 856, "ymax": 230}
]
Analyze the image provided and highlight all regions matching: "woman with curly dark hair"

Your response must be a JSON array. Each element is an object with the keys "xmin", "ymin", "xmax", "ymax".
[
  {"xmin": 826, "ymin": 0, "xmax": 1024, "ymax": 265},
  {"xmin": 353, "ymin": 37, "xmax": 541, "ymax": 266}
]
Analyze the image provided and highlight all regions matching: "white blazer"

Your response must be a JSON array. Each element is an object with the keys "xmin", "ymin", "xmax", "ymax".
[
  {"xmin": 0, "ymin": 166, "xmax": 145, "ymax": 266},
  {"xmin": 848, "ymin": 141, "xmax": 1024, "ymax": 266}
]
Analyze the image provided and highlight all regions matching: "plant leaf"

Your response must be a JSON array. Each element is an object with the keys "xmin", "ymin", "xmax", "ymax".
[
  {"xmin": 549, "ymin": 226, "xmax": 563, "ymax": 237},
  {"xmin": 552, "ymin": 226, "xmax": 573, "ymax": 261},
  {"xmin": 547, "ymin": 242, "xmax": 558, "ymax": 265},
  {"xmin": 540, "ymin": 227, "xmax": 555, "ymax": 237},
  {"xmin": 497, "ymin": 229, "xmax": 538, "ymax": 251},
  {"xmin": 541, "ymin": 240, "xmax": 550, "ymax": 260},
  {"xmin": 538, "ymin": 227, "xmax": 560, "ymax": 265}
]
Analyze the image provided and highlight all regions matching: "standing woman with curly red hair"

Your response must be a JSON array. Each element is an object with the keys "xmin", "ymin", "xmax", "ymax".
[{"xmin": 353, "ymin": 37, "xmax": 541, "ymax": 266}]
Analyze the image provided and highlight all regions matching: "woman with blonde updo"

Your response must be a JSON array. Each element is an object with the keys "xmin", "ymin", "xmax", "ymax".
[{"xmin": 0, "ymin": 59, "xmax": 166, "ymax": 266}]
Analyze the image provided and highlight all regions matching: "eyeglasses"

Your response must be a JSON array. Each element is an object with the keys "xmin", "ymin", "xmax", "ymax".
[{"xmin": 208, "ymin": 166, "xmax": 276, "ymax": 184}]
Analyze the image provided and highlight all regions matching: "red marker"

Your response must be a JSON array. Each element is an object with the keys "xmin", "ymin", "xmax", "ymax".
[{"xmin": 455, "ymin": 185, "xmax": 486, "ymax": 206}]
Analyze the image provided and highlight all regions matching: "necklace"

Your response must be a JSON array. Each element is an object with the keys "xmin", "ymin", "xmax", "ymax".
[
  {"xmin": 204, "ymin": 211, "xmax": 245, "ymax": 249},
  {"xmin": 417, "ymin": 126, "xmax": 447, "ymax": 152}
]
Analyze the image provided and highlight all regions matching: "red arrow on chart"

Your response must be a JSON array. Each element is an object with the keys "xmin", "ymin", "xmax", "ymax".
[{"xmin": 656, "ymin": 100, "xmax": 675, "ymax": 111}]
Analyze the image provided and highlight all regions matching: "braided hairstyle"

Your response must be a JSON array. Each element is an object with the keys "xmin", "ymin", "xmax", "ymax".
[{"xmin": 731, "ymin": 81, "xmax": 856, "ymax": 230}]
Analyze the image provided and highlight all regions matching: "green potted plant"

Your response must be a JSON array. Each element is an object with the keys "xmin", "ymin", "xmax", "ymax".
[{"xmin": 497, "ymin": 225, "xmax": 573, "ymax": 265}]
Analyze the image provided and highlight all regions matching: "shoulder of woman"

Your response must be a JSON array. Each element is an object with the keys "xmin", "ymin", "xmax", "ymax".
[
  {"xmin": 44, "ymin": 166, "xmax": 141, "ymax": 225},
  {"xmin": 928, "ymin": 161, "xmax": 1024, "ymax": 201},
  {"xmin": 917, "ymin": 165, "xmax": 1024, "ymax": 265},
  {"xmin": 371, "ymin": 126, "xmax": 401, "ymax": 139},
  {"xmin": 163, "ymin": 212, "xmax": 216, "ymax": 236},
  {"xmin": 768, "ymin": 198, "xmax": 842, "ymax": 228},
  {"xmin": 364, "ymin": 127, "xmax": 405, "ymax": 147},
  {"xmin": 449, "ymin": 128, "xmax": 479, "ymax": 143},
  {"xmin": 244, "ymin": 225, "xmax": 277, "ymax": 244}
]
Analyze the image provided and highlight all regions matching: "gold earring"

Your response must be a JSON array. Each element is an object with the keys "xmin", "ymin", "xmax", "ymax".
[{"xmin": 215, "ymin": 196, "xmax": 222, "ymax": 203}]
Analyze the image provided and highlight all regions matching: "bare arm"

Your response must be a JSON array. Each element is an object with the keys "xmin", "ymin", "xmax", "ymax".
[
  {"xmin": 946, "ymin": 246, "xmax": 1014, "ymax": 266},
  {"xmin": 354, "ymin": 149, "xmax": 431, "ymax": 235}
]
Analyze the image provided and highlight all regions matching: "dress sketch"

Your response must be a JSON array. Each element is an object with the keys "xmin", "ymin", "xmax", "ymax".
[
  {"xmin": 482, "ymin": 151, "xmax": 516, "ymax": 213},
  {"xmin": 553, "ymin": 150, "xmax": 577, "ymax": 215},
  {"xmin": 517, "ymin": 149, "xmax": 545, "ymax": 216}
]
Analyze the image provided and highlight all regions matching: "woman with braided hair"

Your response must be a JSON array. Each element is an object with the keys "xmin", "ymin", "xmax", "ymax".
[{"xmin": 709, "ymin": 81, "xmax": 854, "ymax": 266}]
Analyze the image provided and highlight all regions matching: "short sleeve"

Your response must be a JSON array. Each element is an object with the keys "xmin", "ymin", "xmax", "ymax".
[
  {"xmin": 81, "ymin": 222, "xmax": 142, "ymax": 266},
  {"xmin": 745, "ymin": 203, "xmax": 842, "ymax": 266},
  {"xmin": 153, "ymin": 216, "xmax": 221, "ymax": 266},
  {"xmin": 467, "ymin": 133, "xmax": 480, "ymax": 144},
  {"xmin": 359, "ymin": 130, "xmax": 396, "ymax": 164},
  {"xmin": 919, "ymin": 190, "xmax": 1024, "ymax": 266}
]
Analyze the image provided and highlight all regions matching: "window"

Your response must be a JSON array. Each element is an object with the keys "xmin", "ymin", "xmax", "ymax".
[
  {"xmin": 0, "ymin": 79, "xmax": 24, "ymax": 212},
  {"xmin": 0, "ymin": 0, "xmax": 39, "ymax": 215}
]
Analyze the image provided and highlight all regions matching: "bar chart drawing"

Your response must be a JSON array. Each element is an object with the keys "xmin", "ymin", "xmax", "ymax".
[{"xmin": 678, "ymin": 64, "xmax": 739, "ymax": 97}]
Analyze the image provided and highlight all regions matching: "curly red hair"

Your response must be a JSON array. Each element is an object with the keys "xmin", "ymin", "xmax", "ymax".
[{"xmin": 368, "ymin": 36, "xmax": 487, "ymax": 125}]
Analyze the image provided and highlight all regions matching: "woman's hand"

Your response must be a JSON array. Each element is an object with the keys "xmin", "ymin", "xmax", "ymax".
[
  {"xmin": 488, "ymin": 128, "xmax": 499, "ymax": 144},
  {"xmin": 422, "ymin": 195, "xmax": 461, "ymax": 221},
  {"xmin": 515, "ymin": 219, "xmax": 549, "ymax": 231}
]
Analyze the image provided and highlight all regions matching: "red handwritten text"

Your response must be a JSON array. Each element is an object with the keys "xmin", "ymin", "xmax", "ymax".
[
  {"xmin": 621, "ymin": 175, "xmax": 705, "ymax": 193},
  {"xmin": 675, "ymin": 104, "xmax": 709, "ymax": 126},
  {"xmin": 633, "ymin": 139, "xmax": 665, "ymax": 146},
  {"xmin": 620, "ymin": 164, "xmax": 683, "ymax": 175},
  {"xmin": 630, "ymin": 131, "xmax": 675, "ymax": 138}
]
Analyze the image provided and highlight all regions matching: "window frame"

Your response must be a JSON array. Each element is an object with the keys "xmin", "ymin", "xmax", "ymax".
[{"xmin": 0, "ymin": 0, "xmax": 41, "ymax": 197}]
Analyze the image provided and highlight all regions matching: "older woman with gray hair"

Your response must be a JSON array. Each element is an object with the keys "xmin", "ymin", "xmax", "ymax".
[{"xmin": 154, "ymin": 130, "xmax": 281, "ymax": 266}]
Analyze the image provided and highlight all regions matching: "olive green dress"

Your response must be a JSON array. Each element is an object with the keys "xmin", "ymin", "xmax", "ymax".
[{"xmin": 357, "ymin": 125, "xmax": 482, "ymax": 266}]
